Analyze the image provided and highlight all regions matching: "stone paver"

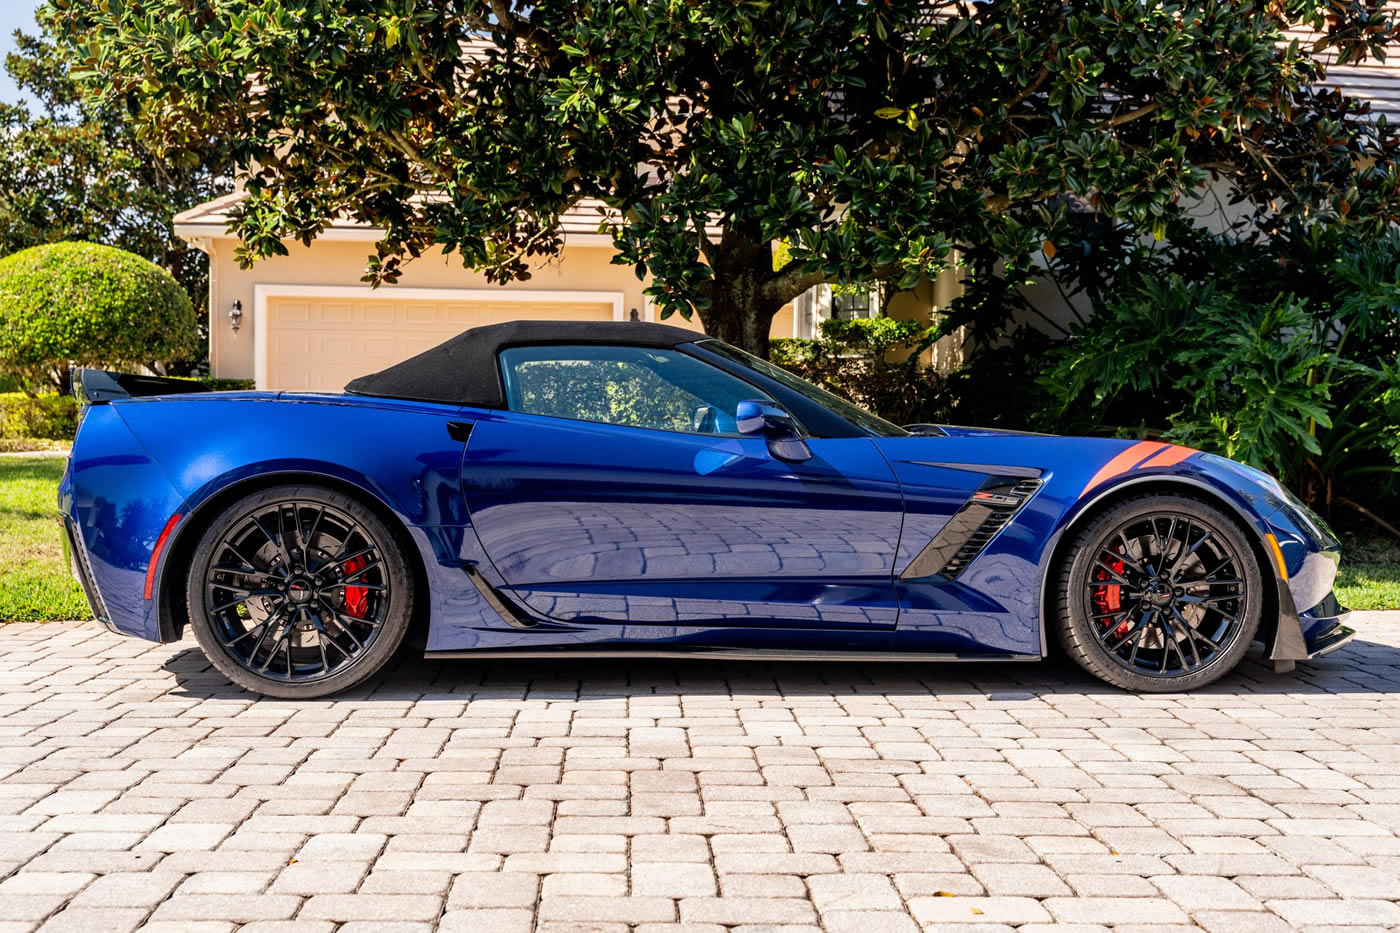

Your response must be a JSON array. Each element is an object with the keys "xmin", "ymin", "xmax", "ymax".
[{"xmin": 0, "ymin": 613, "xmax": 1399, "ymax": 931}]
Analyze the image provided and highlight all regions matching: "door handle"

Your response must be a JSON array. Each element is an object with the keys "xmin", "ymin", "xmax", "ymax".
[{"xmin": 446, "ymin": 421, "xmax": 474, "ymax": 443}]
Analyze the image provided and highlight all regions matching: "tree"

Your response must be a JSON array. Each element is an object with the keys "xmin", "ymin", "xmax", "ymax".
[
  {"xmin": 0, "ymin": 21, "xmax": 230, "ymax": 339},
  {"xmin": 0, "ymin": 242, "xmax": 200, "ymax": 391},
  {"xmin": 47, "ymin": 0, "xmax": 1400, "ymax": 357}
]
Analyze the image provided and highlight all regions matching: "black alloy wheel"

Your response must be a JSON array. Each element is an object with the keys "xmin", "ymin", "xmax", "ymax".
[
  {"xmin": 186, "ymin": 485, "xmax": 414, "ymax": 698},
  {"xmin": 1055, "ymin": 494, "xmax": 1263, "ymax": 692}
]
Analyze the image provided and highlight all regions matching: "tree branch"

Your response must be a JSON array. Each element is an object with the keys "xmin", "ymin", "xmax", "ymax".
[
  {"xmin": 762, "ymin": 264, "xmax": 828, "ymax": 306},
  {"xmin": 487, "ymin": 1, "xmax": 520, "ymax": 37},
  {"xmin": 761, "ymin": 257, "xmax": 909, "ymax": 307},
  {"xmin": 1099, "ymin": 101, "xmax": 1160, "ymax": 128},
  {"xmin": 1006, "ymin": 66, "xmax": 1051, "ymax": 110},
  {"xmin": 1336, "ymin": 495, "xmax": 1400, "ymax": 539},
  {"xmin": 1240, "ymin": 135, "xmax": 1298, "ymax": 197}
]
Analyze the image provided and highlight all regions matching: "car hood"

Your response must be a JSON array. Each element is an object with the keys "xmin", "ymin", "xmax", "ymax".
[{"xmin": 922, "ymin": 424, "xmax": 1053, "ymax": 438}]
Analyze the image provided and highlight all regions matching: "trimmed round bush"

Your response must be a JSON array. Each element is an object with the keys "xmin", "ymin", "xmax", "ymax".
[{"xmin": 0, "ymin": 242, "xmax": 198, "ymax": 387}]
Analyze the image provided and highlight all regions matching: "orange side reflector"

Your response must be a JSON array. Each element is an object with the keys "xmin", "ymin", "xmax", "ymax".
[
  {"xmin": 144, "ymin": 513, "xmax": 183, "ymax": 600},
  {"xmin": 1264, "ymin": 533, "xmax": 1289, "ymax": 581}
]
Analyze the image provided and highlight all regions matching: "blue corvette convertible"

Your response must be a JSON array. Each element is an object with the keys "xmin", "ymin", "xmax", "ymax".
[{"xmin": 59, "ymin": 320, "xmax": 1352, "ymax": 697}]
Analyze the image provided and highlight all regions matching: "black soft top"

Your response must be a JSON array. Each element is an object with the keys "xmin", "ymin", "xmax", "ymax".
[{"xmin": 344, "ymin": 319, "xmax": 704, "ymax": 408}]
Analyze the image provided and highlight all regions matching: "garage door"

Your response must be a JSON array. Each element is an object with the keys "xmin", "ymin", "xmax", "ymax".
[{"xmin": 260, "ymin": 293, "xmax": 618, "ymax": 392}]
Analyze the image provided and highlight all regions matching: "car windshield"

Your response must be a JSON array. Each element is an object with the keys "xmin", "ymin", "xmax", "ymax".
[{"xmin": 699, "ymin": 339, "xmax": 909, "ymax": 437}]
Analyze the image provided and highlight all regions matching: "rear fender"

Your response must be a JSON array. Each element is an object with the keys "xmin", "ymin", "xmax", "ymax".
[
  {"xmin": 114, "ymin": 396, "xmax": 471, "ymax": 524},
  {"xmin": 64, "ymin": 406, "xmax": 186, "ymax": 641},
  {"xmin": 110, "ymin": 395, "xmax": 491, "ymax": 643}
]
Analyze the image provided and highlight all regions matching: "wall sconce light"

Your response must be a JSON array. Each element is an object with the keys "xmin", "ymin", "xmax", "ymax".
[{"xmin": 229, "ymin": 300, "xmax": 243, "ymax": 335}]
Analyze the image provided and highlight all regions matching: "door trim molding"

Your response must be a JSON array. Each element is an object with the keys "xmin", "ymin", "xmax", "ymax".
[{"xmin": 252, "ymin": 283, "xmax": 628, "ymax": 389}]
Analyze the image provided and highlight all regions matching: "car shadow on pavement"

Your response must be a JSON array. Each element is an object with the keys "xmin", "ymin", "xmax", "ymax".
[{"xmin": 161, "ymin": 636, "xmax": 1400, "ymax": 702}]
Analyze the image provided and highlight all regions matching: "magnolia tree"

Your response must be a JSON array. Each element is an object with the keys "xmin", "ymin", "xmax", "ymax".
[
  {"xmin": 48, "ymin": 0, "xmax": 1400, "ymax": 357},
  {"xmin": 0, "ymin": 26, "xmax": 231, "ymax": 316}
]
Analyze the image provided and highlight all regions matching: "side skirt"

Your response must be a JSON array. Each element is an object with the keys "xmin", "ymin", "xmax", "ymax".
[{"xmin": 423, "ymin": 648, "xmax": 1041, "ymax": 662}]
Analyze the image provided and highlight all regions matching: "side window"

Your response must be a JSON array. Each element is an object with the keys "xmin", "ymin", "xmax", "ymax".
[{"xmin": 499, "ymin": 344, "xmax": 775, "ymax": 434}]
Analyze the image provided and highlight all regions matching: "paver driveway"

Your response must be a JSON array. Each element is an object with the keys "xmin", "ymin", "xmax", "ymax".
[{"xmin": 3, "ymin": 616, "xmax": 1400, "ymax": 933}]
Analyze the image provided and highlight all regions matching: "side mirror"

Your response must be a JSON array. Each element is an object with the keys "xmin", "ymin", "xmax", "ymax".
[{"xmin": 735, "ymin": 400, "xmax": 811, "ymax": 462}]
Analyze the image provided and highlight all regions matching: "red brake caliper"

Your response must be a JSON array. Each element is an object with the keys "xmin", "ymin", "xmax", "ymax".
[
  {"xmin": 342, "ymin": 556, "xmax": 370, "ymax": 618},
  {"xmin": 1092, "ymin": 551, "xmax": 1131, "ymax": 638}
]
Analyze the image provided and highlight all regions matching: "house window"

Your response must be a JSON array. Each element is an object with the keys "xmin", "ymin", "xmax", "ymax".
[{"xmin": 831, "ymin": 289, "xmax": 874, "ymax": 320}]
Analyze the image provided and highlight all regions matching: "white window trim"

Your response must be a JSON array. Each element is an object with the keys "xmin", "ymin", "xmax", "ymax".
[{"xmin": 252, "ymin": 283, "xmax": 626, "ymax": 390}]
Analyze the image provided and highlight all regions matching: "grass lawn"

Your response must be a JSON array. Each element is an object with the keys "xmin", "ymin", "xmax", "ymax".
[
  {"xmin": 1, "ymin": 453, "xmax": 1398, "ymax": 621},
  {"xmin": 1337, "ymin": 563, "xmax": 1400, "ymax": 611},
  {"xmin": 0, "ymin": 457, "xmax": 89, "ymax": 622}
]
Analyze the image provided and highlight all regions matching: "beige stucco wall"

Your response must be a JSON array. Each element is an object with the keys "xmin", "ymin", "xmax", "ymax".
[{"xmin": 887, "ymin": 264, "xmax": 966, "ymax": 372}]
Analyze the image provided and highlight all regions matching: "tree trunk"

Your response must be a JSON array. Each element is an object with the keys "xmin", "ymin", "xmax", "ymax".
[
  {"xmin": 697, "ymin": 250, "xmax": 784, "ymax": 359},
  {"xmin": 52, "ymin": 365, "xmax": 72, "ymax": 399}
]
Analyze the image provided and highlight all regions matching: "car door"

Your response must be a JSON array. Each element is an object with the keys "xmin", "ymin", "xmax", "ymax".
[{"xmin": 459, "ymin": 343, "xmax": 904, "ymax": 650}]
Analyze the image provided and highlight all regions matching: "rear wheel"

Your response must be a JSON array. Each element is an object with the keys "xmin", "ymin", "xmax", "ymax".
[
  {"xmin": 1054, "ymin": 494, "xmax": 1263, "ymax": 692},
  {"xmin": 186, "ymin": 484, "xmax": 414, "ymax": 698}
]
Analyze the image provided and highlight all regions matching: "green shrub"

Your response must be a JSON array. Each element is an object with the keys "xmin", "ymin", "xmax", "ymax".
[
  {"xmin": 198, "ymin": 377, "xmax": 255, "ymax": 392},
  {"xmin": 0, "ymin": 392, "xmax": 78, "ymax": 440},
  {"xmin": 819, "ymin": 317, "xmax": 925, "ymax": 357},
  {"xmin": 926, "ymin": 328, "xmax": 1059, "ymax": 432},
  {"xmin": 771, "ymin": 323, "xmax": 943, "ymax": 426},
  {"xmin": 769, "ymin": 338, "xmax": 822, "ymax": 367},
  {"xmin": 1042, "ymin": 227, "xmax": 1400, "ymax": 511},
  {"xmin": 0, "ymin": 242, "xmax": 199, "ymax": 390}
]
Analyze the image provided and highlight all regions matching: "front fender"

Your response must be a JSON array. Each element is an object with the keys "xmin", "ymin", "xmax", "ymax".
[{"xmin": 1042, "ymin": 454, "xmax": 1325, "ymax": 666}]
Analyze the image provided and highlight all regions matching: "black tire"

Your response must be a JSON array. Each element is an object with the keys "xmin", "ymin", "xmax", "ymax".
[
  {"xmin": 1054, "ymin": 493, "xmax": 1263, "ymax": 692},
  {"xmin": 185, "ymin": 484, "xmax": 415, "ymax": 698}
]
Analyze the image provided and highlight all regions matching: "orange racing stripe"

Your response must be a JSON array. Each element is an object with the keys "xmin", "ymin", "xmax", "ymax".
[
  {"xmin": 1138, "ymin": 444, "xmax": 1197, "ymax": 469},
  {"xmin": 1077, "ymin": 441, "xmax": 1168, "ymax": 498}
]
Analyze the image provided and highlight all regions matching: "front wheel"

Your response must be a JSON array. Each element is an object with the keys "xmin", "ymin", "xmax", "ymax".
[
  {"xmin": 186, "ymin": 484, "xmax": 415, "ymax": 698},
  {"xmin": 1054, "ymin": 494, "xmax": 1263, "ymax": 692}
]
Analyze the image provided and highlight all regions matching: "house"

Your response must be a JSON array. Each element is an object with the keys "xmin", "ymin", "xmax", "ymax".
[
  {"xmin": 176, "ymin": 195, "xmax": 698, "ymax": 392},
  {"xmin": 176, "ymin": 26, "xmax": 1399, "ymax": 392},
  {"xmin": 175, "ymin": 192, "xmax": 964, "ymax": 391}
]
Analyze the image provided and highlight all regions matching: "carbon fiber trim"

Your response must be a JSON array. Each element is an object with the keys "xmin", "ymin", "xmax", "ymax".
[
  {"xmin": 61, "ymin": 516, "xmax": 114, "ymax": 630},
  {"xmin": 901, "ymin": 477, "xmax": 1042, "ymax": 582},
  {"xmin": 425, "ymin": 648, "xmax": 1040, "ymax": 661},
  {"xmin": 464, "ymin": 562, "xmax": 539, "ymax": 629}
]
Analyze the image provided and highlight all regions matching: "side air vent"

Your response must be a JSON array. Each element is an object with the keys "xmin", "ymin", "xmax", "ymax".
[{"xmin": 901, "ymin": 477, "xmax": 1042, "ymax": 582}]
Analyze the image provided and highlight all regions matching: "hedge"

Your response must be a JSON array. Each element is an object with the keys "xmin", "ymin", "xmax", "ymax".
[{"xmin": 0, "ymin": 393, "xmax": 78, "ymax": 440}]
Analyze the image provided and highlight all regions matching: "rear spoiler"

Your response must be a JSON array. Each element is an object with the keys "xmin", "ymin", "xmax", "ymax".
[{"xmin": 71, "ymin": 368, "xmax": 212, "ymax": 405}]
